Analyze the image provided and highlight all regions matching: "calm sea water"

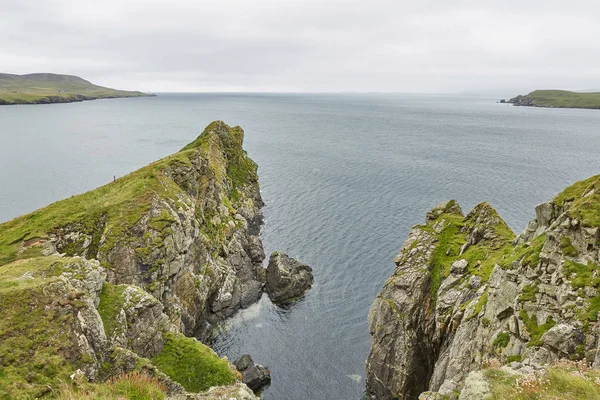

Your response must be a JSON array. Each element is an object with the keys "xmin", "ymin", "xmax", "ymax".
[{"xmin": 2, "ymin": 94, "xmax": 600, "ymax": 399}]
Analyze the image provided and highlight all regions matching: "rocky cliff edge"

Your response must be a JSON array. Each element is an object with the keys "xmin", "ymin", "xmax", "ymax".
[{"xmin": 367, "ymin": 175, "xmax": 600, "ymax": 399}]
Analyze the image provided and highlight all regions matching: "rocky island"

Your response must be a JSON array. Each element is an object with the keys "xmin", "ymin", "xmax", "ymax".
[
  {"xmin": 0, "ymin": 121, "xmax": 312, "ymax": 399},
  {"xmin": 0, "ymin": 73, "xmax": 154, "ymax": 105},
  {"xmin": 504, "ymin": 90, "xmax": 600, "ymax": 110},
  {"xmin": 367, "ymin": 176, "xmax": 600, "ymax": 399}
]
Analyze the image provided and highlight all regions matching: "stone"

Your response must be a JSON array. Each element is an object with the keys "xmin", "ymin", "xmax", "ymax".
[
  {"xmin": 234, "ymin": 354, "xmax": 271, "ymax": 392},
  {"xmin": 458, "ymin": 371, "xmax": 491, "ymax": 400},
  {"xmin": 265, "ymin": 252, "xmax": 313, "ymax": 304},
  {"xmin": 450, "ymin": 259, "xmax": 468, "ymax": 274},
  {"xmin": 541, "ymin": 324, "xmax": 584, "ymax": 356}
]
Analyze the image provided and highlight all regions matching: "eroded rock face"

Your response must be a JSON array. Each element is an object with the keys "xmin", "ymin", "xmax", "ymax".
[
  {"xmin": 367, "ymin": 176, "xmax": 600, "ymax": 399},
  {"xmin": 265, "ymin": 252, "xmax": 314, "ymax": 304},
  {"xmin": 39, "ymin": 121, "xmax": 266, "ymax": 339}
]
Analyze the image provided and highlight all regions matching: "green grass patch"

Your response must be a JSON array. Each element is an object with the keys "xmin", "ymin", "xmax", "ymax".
[
  {"xmin": 486, "ymin": 364, "xmax": 600, "ymax": 399},
  {"xmin": 0, "ymin": 260, "xmax": 89, "ymax": 398},
  {"xmin": 58, "ymin": 371, "xmax": 166, "ymax": 400},
  {"xmin": 493, "ymin": 332, "xmax": 510, "ymax": 348},
  {"xmin": 151, "ymin": 332, "xmax": 235, "ymax": 392},
  {"xmin": 505, "ymin": 354, "xmax": 521, "ymax": 363},
  {"xmin": 519, "ymin": 310, "xmax": 556, "ymax": 347},
  {"xmin": 561, "ymin": 236, "xmax": 578, "ymax": 257},
  {"xmin": 563, "ymin": 260, "xmax": 600, "ymax": 290},
  {"xmin": 519, "ymin": 284, "xmax": 539, "ymax": 303},
  {"xmin": 511, "ymin": 90, "xmax": 600, "ymax": 110},
  {"xmin": 97, "ymin": 283, "xmax": 127, "ymax": 337},
  {"xmin": 468, "ymin": 291, "xmax": 488, "ymax": 320}
]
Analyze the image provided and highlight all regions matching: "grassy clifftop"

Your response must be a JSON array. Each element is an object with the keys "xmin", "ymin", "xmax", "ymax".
[
  {"xmin": 0, "ymin": 73, "xmax": 153, "ymax": 105},
  {"xmin": 0, "ymin": 121, "xmax": 257, "ymax": 267},
  {"xmin": 508, "ymin": 90, "xmax": 600, "ymax": 109},
  {"xmin": 0, "ymin": 121, "xmax": 259, "ymax": 398}
]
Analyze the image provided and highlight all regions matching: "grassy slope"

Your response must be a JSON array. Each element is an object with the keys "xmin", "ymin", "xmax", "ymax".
[
  {"xmin": 0, "ymin": 121, "xmax": 256, "ymax": 267},
  {"xmin": 485, "ymin": 363, "xmax": 600, "ymax": 399},
  {"xmin": 511, "ymin": 90, "xmax": 600, "ymax": 109},
  {"xmin": 0, "ymin": 121, "xmax": 254, "ymax": 397},
  {"xmin": 0, "ymin": 73, "xmax": 152, "ymax": 104}
]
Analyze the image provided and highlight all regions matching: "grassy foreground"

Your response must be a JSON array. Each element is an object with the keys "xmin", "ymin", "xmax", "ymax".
[
  {"xmin": 0, "ymin": 73, "xmax": 153, "ymax": 105},
  {"xmin": 508, "ymin": 90, "xmax": 600, "ymax": 109},
  {"xmin": 485, "ymin": 361, "xmax": 600, "ymax": 399}
]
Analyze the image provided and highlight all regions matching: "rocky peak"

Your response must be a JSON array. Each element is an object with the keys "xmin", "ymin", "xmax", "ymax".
[{"xmin": 367, "ymin": 174, "xmax": 600, "ymax": 399}]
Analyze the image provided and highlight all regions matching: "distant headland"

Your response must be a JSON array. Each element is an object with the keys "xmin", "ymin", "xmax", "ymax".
[
  {"xmin": 0, "ymin": 73, "xmax": 155, "ymax": 105},
  {"xmin": 500, "ymin": 90, "xmax": 600, "ymax": 110}
]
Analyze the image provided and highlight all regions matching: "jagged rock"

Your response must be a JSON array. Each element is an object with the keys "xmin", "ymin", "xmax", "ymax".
[
  {"xmin": 265, "ymin": 252, "xmax": 313, "ymax": 304},
  {"xmin": 367, "ymin": 175, "xmax": 600, "ymax": 399},
  {"xmin": 426, "ymin": 200, "xmax": 464, "ymax": 222},
  {"xmin": 234, "ymin": 354, "xmax": 271, "ymax": 392}
]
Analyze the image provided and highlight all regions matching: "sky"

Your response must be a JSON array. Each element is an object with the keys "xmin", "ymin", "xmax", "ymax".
[{"xmin": 2, "ymin": 0, "xmax": 600, "ymax": 93}]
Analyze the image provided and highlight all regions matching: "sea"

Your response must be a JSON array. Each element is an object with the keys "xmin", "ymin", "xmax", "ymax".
[{"xmin": 2, "ymin": 93, "xmax": 600, "ymax": 399}]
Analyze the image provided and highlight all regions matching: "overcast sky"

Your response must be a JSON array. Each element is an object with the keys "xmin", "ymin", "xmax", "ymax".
[{"xmin": 2, "ymin": 0, "xmax": 600, "ymax": 93}]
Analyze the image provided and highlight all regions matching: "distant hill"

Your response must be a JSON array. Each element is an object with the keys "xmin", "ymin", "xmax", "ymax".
[
  {"xmin": 505, "ymin": 90, "xmax": 600, "ymax": 109},
  {"xmin": 0, "ymin": 73, "xmax": 154, "ymax": 105}
]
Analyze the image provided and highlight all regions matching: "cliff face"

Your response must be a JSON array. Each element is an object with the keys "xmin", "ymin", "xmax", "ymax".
[
  {"xmin": 0, "ymin": 121, "xmax": 265, "ymax": 398},
  {"xmin": 367, "ymin": 175, "xmax": 600, "ymax": 399}
]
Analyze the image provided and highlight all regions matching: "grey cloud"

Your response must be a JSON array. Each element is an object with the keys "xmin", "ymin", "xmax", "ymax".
[{"xmin": 1, "ymin": 0, "xmax": 599, "ymax": 93}]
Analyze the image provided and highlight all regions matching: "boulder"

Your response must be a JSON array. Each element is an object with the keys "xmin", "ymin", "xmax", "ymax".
[
  {"xmin": 541, "ymin": 324, "xmax": 584, "ymax": 357},
  {"xmin": 265, "ymin": 252, "xmax": 313, "ymax": 304},
  {"xmin": 234, "ymin": 354, "xmax": 271, "ymax": 392}
]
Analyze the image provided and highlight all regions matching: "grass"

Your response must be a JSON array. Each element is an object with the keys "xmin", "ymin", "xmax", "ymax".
[
  {"xmin": 151, "ymin": 332, "xmax": 235, "ymax": 392},
  {"xmin": 485, "ymin": 362, "xmax": 600, "ymax": 399},
  {"xmin": 520, "ymin": 284, "xmax": 539, "ymax": 303},
  {"xmin": 560, "ymin": 236, "xmax": 578, "ymax": 257},
  {"xmin": 97, "ymin": 283, "xmax": 127, "ymax": 338},
  {"xmin": 519, "ymin": 310, "xmax": 556, "ymax": 347},
  {"xmin": 563, "ymin": 260, "xmax": 600, "ymax": 290},
  {"xmin": 0, "ymin": 121, "xmax": 258, "ymax": 269},
  {"xmin": 425, "ymin": 202, "xmax": 515, "ymax": 303},
  {"xmin": 468, "ymin": 291, "xmax": 488, "ymax": 319},
  {"xmin": 0, "ymin": 257, "xmax": 90, "ymax": 398},
  {"xmin": 550, "ymin": 175, "xmax": 600, "ymax": 227},
  {"xmin": 0, "ymin": 73, "xmax": 151, "ymax": 105},
  {"xmin": 510, "ymin": 90, "xmax": 600, "ymax": 109},
  {"xmin": 58, "ymin": 372, "xmax": 166, "ymax": 400},
  {"xmin": 493, "ymin": 332, "xmax": 510, "ymax": 348},
  {"xmin": 499, "ymin": 234, "xmax": 546, "ymax": 270}
]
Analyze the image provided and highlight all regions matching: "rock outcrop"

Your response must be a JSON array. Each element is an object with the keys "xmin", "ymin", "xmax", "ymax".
[
  {"xmin": 0, "ymin": 121, "xmax": 271, "ymax": 398},
  {"xmin": 233, "ymin": 354, "xmax": 271, "ymax": 392},
  {"xmin": 265, "ymin": 252, "xmax": 314, "ymax": 304},
  {"xmin": 367, "ymin": 175, "xmax": 600, "ymax": 399}
]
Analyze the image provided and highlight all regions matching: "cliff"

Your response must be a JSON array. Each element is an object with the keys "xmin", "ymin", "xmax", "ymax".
[
  {"xmin": 367, "ymin": 175, "xmax": 600, "ymax": 399},
  {"xmin": 0, "ymin": 121, "xmax": 266, "ymax": 398},
  {"xmin": 507, "ymin": 90, "xmax": 600, "ymax": 110},
  {"xmin": 0, "ymin": 73, "xmax": 154, "ymax": 105}
]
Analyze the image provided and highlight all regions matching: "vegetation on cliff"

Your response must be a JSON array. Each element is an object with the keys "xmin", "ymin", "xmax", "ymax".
[
  {"xmin": 508, "ymin": 90, "xmax": 600, "ymax": 109},
  {"xmin": 368, "ymin": 172, "xmax": 600, "ymax": 400},
  {"xmin": 0, "ymin": 121, "xmax": 262, "ymax": 399},
  {"xmin": 0, "ymin": 73, "xmax": 153, "ymax": 105}
]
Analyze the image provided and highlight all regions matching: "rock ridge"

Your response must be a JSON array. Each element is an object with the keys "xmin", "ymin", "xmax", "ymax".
[{"xmin": 367, "ymin": 175, "xmax": 600, "ymax": 399}]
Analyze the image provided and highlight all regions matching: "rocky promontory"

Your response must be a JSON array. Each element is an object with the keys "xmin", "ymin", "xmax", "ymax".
[
  {"xmin": 367, "ymin": 175, "xmax": 600, "ymax": 399},
  {"xmin": 0, "ymin": 121, "xmax": 309, "ymax": 398}
]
